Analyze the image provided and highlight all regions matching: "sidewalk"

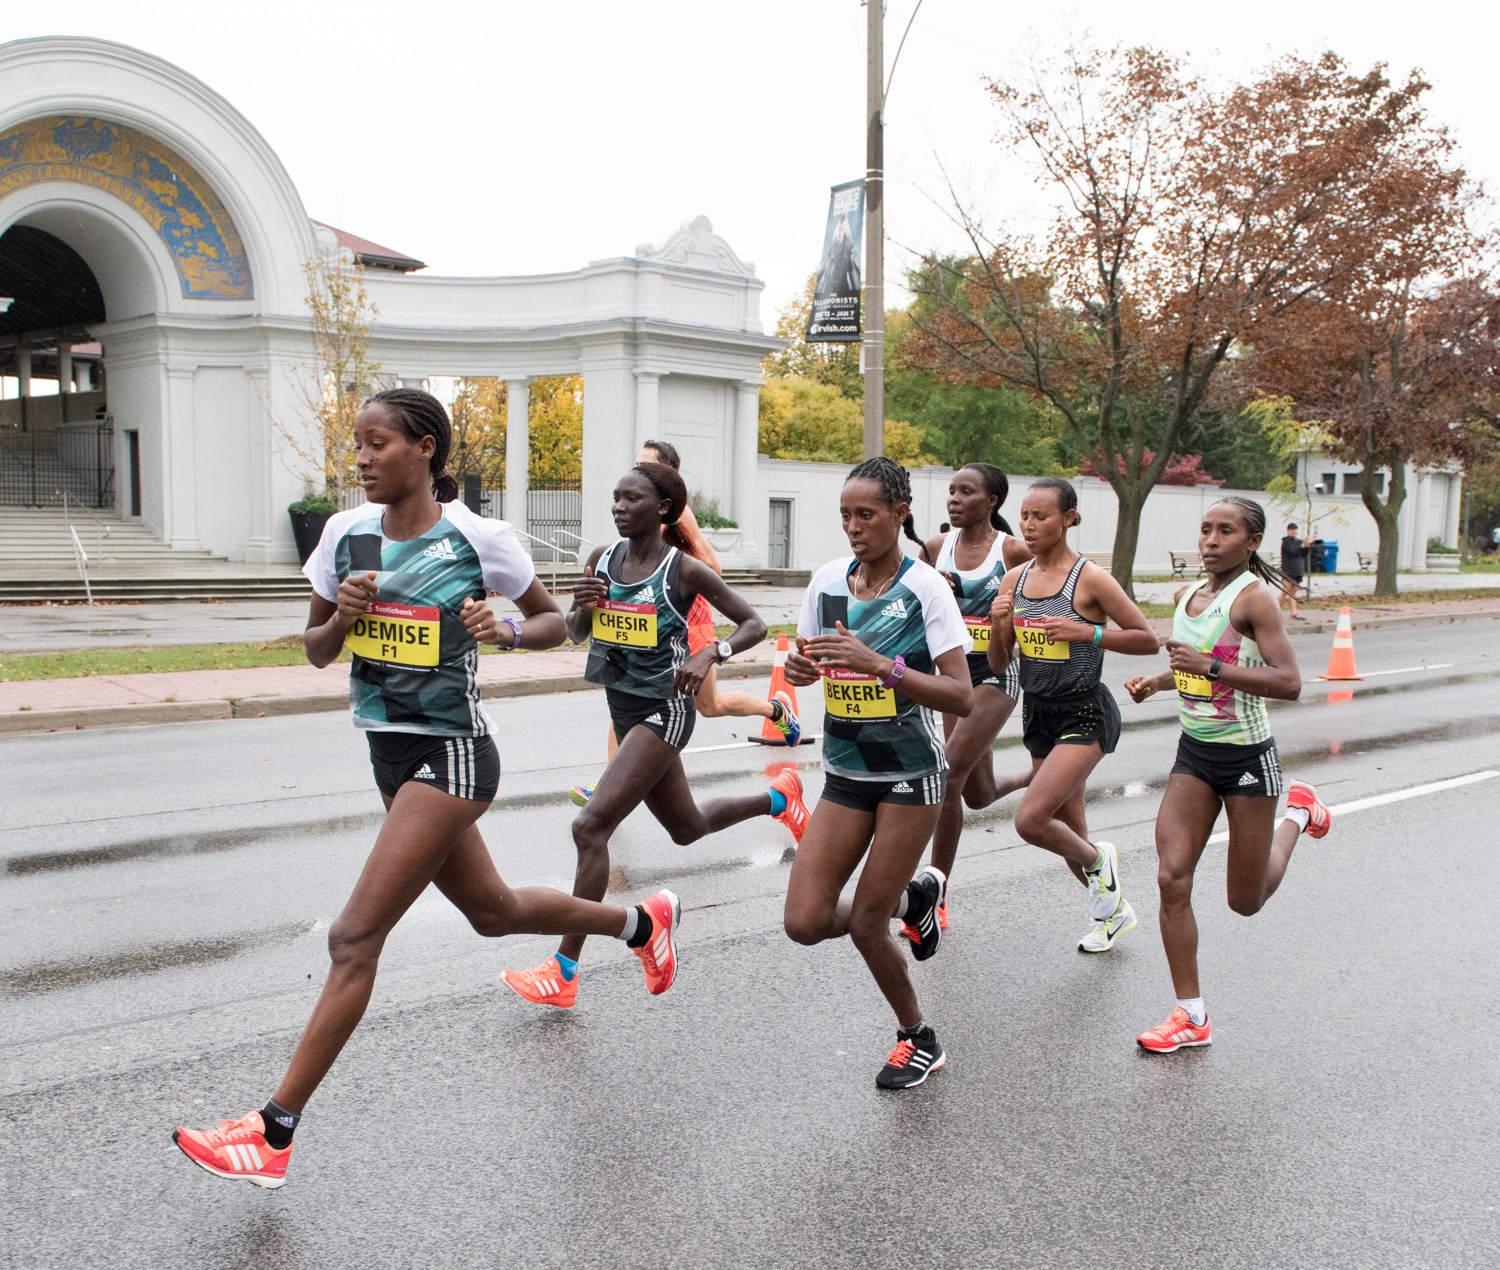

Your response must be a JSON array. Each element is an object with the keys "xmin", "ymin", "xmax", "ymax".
[{"xmin": 5, "ymin": 594, "xmax": 1500, "ymax": 735}]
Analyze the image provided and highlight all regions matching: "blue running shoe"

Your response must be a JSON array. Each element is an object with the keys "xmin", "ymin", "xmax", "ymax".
[{"xmin": 770, "ymin": 691, "xmax": 801, "ymax": 747}]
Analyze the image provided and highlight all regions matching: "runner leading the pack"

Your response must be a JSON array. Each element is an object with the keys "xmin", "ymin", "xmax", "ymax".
[
  {"xmin": 503, "ymin": 460, "xmax": 808, "ymax": 1008},
  {"xmin": 986, "ymin": 477, "xmax": 1159, "ymax": 953},
  {"xmin": 911, "ymin": 462, "xmax": 1033, "ymax": 937},
  {"xmin": 783, "ymin": 457, "xmax": 973, "ymax": 1090},
  {"xmin": 1126, "ymin": 496, "xmax": 1331, "ymax": 1052},
  {"xmin": 171, "ymin": 388, "xmax": 680, "ymax": 1189}
]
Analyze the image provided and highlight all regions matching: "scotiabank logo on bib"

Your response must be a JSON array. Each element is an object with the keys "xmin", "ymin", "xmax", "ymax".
[{"xmin": 346, "ymin": 600, "xmax": 441, "ymax": 667}]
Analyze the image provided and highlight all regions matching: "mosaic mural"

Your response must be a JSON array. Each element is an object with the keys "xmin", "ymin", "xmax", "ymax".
[{"xmin": 0, "ymin": 116, "xmax": 253, "ymax": 299}]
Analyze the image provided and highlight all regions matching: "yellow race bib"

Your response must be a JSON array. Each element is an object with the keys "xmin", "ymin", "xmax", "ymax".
[
  {"xmin": 822, "ymin": 668, "xmax": 897, "ymax": 719},
  {"xmin": 964, "ymin": 616, "xmax": 992, "ymax": 654},
  {"xmin": 592, "ymin": 599, "xmax": 658, "ymax": 648},
  {"xmin": 347, "ymin": 600, "xmax": 440, "ymax": 667},
  {"xmin": 1174, "ymin": 669, "xmax": 1214, "ymax": 700},
  {"xmin": 1014, "ymin": 616, "xmax": 1068, "ymax": 661}
]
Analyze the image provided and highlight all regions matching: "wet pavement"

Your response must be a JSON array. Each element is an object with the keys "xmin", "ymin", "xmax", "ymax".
[{"xmin": 3, "ymin": 623, "xmax": 1499, "ymax": 1267}]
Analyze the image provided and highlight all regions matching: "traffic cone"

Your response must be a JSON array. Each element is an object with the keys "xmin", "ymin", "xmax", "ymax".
[
  {"xmin": 750, "ymin": 634, "xmax": 807, "ymax": 745},
  {"xmin": 1318, "ymin": 606, "xmax": 1362, "ymax": 681}
]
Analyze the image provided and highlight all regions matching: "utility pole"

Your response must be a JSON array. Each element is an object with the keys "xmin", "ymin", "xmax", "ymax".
[{"xmin": 862, "ymin": 0, "xmax": 884, "ymax": 460}]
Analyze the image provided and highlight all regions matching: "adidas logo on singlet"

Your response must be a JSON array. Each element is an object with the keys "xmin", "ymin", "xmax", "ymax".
[
  {"xmin": 983, "ymin": 576, "xmax": 1000, "ymax": 592},
  {"xmin": 891, "ymin": 781, "xmax": 915, "ymax": 794},
  {"xmin": 630, "ymin": 587, "xmax": 655, "ymax": 603},
  {"xmin": 423, "ymin": 537, "xmax": 457, "ymax": 561},
  {"xmin": 880, "ymin": 597, "xmax": 908, "ymax": 619},
  {"xmin": 413, "ymin": 763, "xmax": 436, "ymax": 780}
]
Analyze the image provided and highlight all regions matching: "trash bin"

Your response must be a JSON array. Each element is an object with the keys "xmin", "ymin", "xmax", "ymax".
[
  {"xmin": 1322, "ymin": 541, "xmax": 1339, "ymax": 573},
  {"xmin": 1307, "ymin": 540, "xmax": 1326, "ymax": 573}
]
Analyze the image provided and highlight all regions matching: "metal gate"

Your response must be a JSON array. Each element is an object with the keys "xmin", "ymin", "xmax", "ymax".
[
  {"xmin": 0, "ymin": 416, "xmax": 114, "ymax": 508},
  {"xmin": 527, "ymin": 477, "xmax": 583, "ymax": 560}
]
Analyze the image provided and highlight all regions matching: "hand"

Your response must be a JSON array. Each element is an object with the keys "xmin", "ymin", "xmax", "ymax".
[
  {"xmin": 802, "ymin": 621, "xmax": 885, "ymax": 678},
  {"xmin": 1165, "ymin": 639, "xmax": 1212, "ymax": 676},
  {"xmin": 785, "ymin": 637, "xmax": 821, "ymax": 688},
  {"xmin": 1042, "ymin": 615, "xmax": 1096, "ymax": 644},
  {"xmin": 988, "ymin": 591, "xmax": 1014, "ymax": 627},
  {"xmin": 1125, "ymin": 675, "xmax": 1158, "ymax": 704},
  {"xmin": 571, "ymin": 568, "xmax": 607, "ymax": 611},
  {"xmin": 335, "ymin": 572, "xmax": 378, "ymax": 627},
  {"xmin": 461, "ymin": 596, "xmax": 502, "ymax": 645},
  {"xmin": 673, "ymin": 646, "xmax": 718, "ymax": 697}
]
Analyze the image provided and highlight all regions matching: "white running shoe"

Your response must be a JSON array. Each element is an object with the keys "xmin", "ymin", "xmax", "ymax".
[
  {"xmin": 1085, "ymin": 841, "xmax": 1122, "ymax": 921},
  {"xmin": 1078, "ymin": 899, "xmax": 1136, "ymax": 954}
]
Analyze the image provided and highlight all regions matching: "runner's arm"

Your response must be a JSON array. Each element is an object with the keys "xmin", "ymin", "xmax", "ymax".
[
  {"xmin": 565, "ymin": 545, "xmax": 609, "ymax": 644},
  {"xmin": 1069, "ymin": 565, "xmax": 1160, "ymax": 656},
  {"xmin": 672, "ymin": 558, "xmax": 768, "ymax": 696},
  {"xmin": 802, "ymin": 624, "xmax": 973, "ymax": 717},
  {"xmin": 1211, "ymin": 582, "xmax": 1301, "ymax": 700},
  {"xmin": 985, "ymin": 569, "xmax": 1020, "ymax": 675},
  {"xmin": 304, "ymin": 574, "xmax": 376, "ymax": 668}
]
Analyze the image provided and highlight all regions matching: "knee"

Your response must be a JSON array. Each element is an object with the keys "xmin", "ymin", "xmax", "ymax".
[
  {"xmin": 326, "ymin": 916, "xmax": 381, "ymax": 969},
  {"xmin": 667, "ymin": 820, "xmax": 701, "ymax": 847},
  {"xmin": 846, "ymin": 906, "xmax": 890, "ymax": 953},
  {"xmin": 1013, "ymin": 802, "xmax": 1047, "ymax": 843},
  {"xmin": 465, "ymin": 896, "xmax": 514, "ymax": 939},
  {"xmin": 571, "ymin": 811, "xmax": 608, "ymax": 854},
  {"xmin": 1155, "ymin": 862, "xmax": 1194, "ymax": 909},
  {"xmin": 783, "ymin": 905, "xmax": 826, "ymax": 947},
  {"xmin": 961, "ymin": 784, "xmax": 989, "ymax": 810},
  {"xmin": 696, "ymin": 694, "xmax": 724, "ymax": 718},
  {"xmin": 1227, "ymin": 889, "xmax": 1265, "ymax": 918}
]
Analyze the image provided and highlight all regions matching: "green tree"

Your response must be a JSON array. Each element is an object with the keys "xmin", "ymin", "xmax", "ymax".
[
  {"xmin": 528, "ymin": 375, "xmax": 583, "ymax": 481},
  {"xmin": 764, "ymin": 274, "xmax": 862, "ymax": 398},
  {"xmin": 448, "ymin": 377, "xmax": 507, "ymax": 486},
  {"xmin": 759, "ymin": 377, "xmax": 930, "ymax": 465}
]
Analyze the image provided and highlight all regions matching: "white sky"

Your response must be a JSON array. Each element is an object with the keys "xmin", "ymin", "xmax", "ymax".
[{"xmin": 7, "ymin": 1, "xmax": 1494, "ymax": 325}]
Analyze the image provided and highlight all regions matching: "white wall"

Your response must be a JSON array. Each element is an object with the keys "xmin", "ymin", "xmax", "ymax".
[{"xmin": 754, "ymin": 459, "xmax": 1460, "ymax": 574}]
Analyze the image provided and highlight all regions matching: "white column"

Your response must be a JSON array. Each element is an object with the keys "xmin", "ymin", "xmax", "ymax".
[
  {"xmin": 56, "ymin": 342, "xmax": 73, "ymax": 393},
  {"xmin": 164, "ymin": 366, "xmax": 198, "ymax": 548},
  {"xmin": 580, "ymin": 357, "xmax": 637, "ymax": 546},
  {"xmin": 15, "ymin": 348, "xmax": 30, "ymax": 397},
  {"xmin": 76, "ymin": 359, "xmax": 93, "ymax": 392},
  {"xmin": 1409, "ymin": 467, "xmax": 1429, "ymax": 570},
  {"xmin": 733, "ymin": 379, "xmax": 762, "ymax": 564},
  {"xmin": 504, "ymin": 378, "xmax": 530, "ymax": 529},
  {"xmin": 243, "ymin": 368, "xmax": 275, "ymax": 562},
  {"xmin": 1445, "ymin": 474, "xmax": 1462, "ymax": 550},
  {"xmin": 398, "ymin": 376, "xmax": 426, "ymax": 390},
  {"xmin": 633, "ymin": 371, "xmax": 661, "ymax": 457}
]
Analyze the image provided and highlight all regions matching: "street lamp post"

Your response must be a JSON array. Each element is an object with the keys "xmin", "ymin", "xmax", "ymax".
[{"xmin": 862, "ymin": 1, "xmax": 884, "ymax": 460}]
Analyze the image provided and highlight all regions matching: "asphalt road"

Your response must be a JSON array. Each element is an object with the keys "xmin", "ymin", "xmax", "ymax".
[{"xmin": 3, "ymin": 623, "xmax": 1499, "ymax": 1268}]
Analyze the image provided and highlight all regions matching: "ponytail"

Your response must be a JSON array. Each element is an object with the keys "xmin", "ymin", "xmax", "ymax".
[{"xmin": 433, "ymin": 473, "xmax": 459, "ymax": 502}]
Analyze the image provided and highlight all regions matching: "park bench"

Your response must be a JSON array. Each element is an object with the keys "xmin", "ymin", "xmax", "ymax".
[
  {"xmin": 1357, "ymin": 552, "xmax": 1373, "ymax": 572},
  {"xmin": 1082, "ymin": 553, "xmax": 1113, "ymax": 573},
  {"xmin": 1169, "ymin": 551, "xmax": 1205, "ymax": 579}
]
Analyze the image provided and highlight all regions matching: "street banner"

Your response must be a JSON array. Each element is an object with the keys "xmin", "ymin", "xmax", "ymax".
[{"xmin": 806, "ymin": 180, "xmax": 865, "ymax": 343}]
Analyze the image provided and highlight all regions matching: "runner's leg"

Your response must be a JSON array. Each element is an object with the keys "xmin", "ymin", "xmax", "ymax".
[
  {"xmin": 643, "ymin": 753, "xmax": 775, "ymax": 840},
  {"xmin": 1223, "ymin": 793, "xmax": 1297, "ymax": 916},
  {"xmin": 930, "ymin": 686, "xmax": 1015, "ymax": 877},
  {"xmin": 1012, "ymin": 743, "xmax": 1107, "ymax": 872},
  {"xmin": 1154, "ymin": 773, "xmax": 1224, "ymax": 1000},
  {"xmin": 695, "ymin": 664, "xmax": 774, "ymax": 720}
]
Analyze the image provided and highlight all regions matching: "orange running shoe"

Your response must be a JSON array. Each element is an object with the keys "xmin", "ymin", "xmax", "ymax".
[
  {"xmin": 900, "ymin": 897, "xmax": 949, "ymax": 946},
  {"xmin": 1136, "ymin": 1007, "xmax": 1212, "ymax": 1053},
  {"xmin": 172, "ymin": 1111, "xmax": 291, "ymax": 1188},
  {"xmin": 770, "ymin": 769, "xmax": 809, "ymax": 843},
  {"xmin": 501, "ymin": 955, "xmax": 579, "ymax": 1008},
  {"xmin": 634, "ymin": 889, "xmax": 681, "ymax": 995},
  {"xmin": 937, "ymin": 898, "xmax": 949, "ymax": 930},
  {"xmin": 1286, "ymin": 782, "xmax": 1331, "ymax": 839}
]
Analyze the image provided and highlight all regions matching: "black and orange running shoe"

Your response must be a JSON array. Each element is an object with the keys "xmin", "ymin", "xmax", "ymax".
[{"xmin": 876, "ymin": 1027, "xmax": 947, "ymax": 1090}]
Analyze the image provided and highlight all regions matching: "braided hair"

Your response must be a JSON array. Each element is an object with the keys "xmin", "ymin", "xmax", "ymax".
[
  {"xmin": 631, "ymin": 461, "xmax": 698, "ymax": 558},
  {"xmin": 958, "ymin": 462, "xmax": 1016, "ymax": 536},
  {"xmin": 1213, "ymin": 496, "xmax": 1289, "ymax": 590},
  {"xmin": 847, "ymin": 455, "xmax": 931, "ymax": 563},
  {"xmin": 365, "ymin": 387, "xmax": 459, "ymax": 502}
]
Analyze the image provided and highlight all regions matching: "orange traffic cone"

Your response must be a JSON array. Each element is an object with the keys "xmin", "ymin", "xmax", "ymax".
[
  {"xmin": 750, "ymin": 634, "xmax": 806, "ymax": 745},
  {"xmin": 1318, "ymin": 606, "xmax": 1363, "ymax": 681}
]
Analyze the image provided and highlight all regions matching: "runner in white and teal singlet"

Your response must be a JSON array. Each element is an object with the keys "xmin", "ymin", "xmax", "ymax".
[
  {"xmin": 1171, "ymin": 571, "xmax": 1271, "ymax": 746},
  {"xmin": 798, "ymin": 555, "xmax": 970, "ymax": 780}
]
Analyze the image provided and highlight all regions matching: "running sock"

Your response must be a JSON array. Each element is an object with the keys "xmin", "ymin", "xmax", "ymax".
[
  {"xmin": 768, "ymin": 787, "xmax": 788, "ymax": 818},
  {"xmin": 898, "ymin": 1019, "xmax": 927, "ymax": 1040},
  {"xmin": 1176, "ymin": 998, "xmax": 1207, "ymax": 1027},
  {"xmin": 554, "ymin": 952, "xmax": 579, "ymax": 982},
  {"xmin": 894, "ymin": 889, "xmax": 910, "ymax": 919},
  {"xmin": 618, "ymin": 904, "xmax": 653, "ymax": 949},
  {"xmin": 1283, "ymin": 806, "xmax": 1311, "ymax": 834},
  {"xmin": 260, "ymin": 1099, "xmax": 299, "ymax": 1150},
  {"xmin": 769, "ymin": 700, "xmax": 785, "ymax": 723},
  {"xmin": 1083, "ymin": 844, "xmax": 1105, "ymax": 875}
]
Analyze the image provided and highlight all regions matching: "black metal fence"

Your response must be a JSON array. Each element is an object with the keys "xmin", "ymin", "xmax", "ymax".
[
  {"xmin": 527, "ymin": 477, "xmax": 583, "ymax": 556},
  {"xmin": 0, "ymin": 417, "xmax": 114, "ymax": 507}
]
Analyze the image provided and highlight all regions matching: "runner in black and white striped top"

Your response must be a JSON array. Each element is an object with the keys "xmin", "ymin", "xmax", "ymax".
[{"xmin": 986, "ymin": 478, "xmax": 1158, "ymax": 955}]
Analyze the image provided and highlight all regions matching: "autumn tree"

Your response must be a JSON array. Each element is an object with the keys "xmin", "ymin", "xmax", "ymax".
[
  {"xmin": 907, "ymin": 47, "xmax": 1448, "ymax": 592},
  {"xmin": 764, "ymin": 274, "xmax": 862, "ymax": 399},
  {"xmin": 528, "ymin": 375, "xmax": 584, "ymax": 481},
  {"xmin": 449, "ymin": 377, "xmax": 507, "ymax": 486}
]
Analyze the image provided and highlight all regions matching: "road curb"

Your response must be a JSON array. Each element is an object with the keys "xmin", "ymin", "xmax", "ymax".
[{"xmin": 0, "ymin": 699, "xmax": 233, "ymax": 734}]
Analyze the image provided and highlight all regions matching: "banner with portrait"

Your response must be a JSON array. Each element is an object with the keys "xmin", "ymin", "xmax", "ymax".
[{"xmin": 805, "ymin": 180, "xmax": 865, "ymax": 343}]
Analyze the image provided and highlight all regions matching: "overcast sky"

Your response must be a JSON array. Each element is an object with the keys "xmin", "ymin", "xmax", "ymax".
[{"xmin": 9, "ymin": 2, "xmax": 1494, "ymax": 326}]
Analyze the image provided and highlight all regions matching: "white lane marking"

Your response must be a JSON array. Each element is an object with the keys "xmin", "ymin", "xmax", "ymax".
[
  {"xmin": 1301, "ymin": 663, "xmax": 1454, "ymax": 684},
  {"xmin": 683, "ymin": 735, "xmax": 822, "ymax": 755},
  {"xmin": 1207, "ymin": 770, "xmax": 1499, "ymax": 843}
]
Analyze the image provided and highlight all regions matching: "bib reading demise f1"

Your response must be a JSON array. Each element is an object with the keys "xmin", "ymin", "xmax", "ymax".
[{"xmin": 346, "ymin": 601, "xmax": 441, "ymax": 667}]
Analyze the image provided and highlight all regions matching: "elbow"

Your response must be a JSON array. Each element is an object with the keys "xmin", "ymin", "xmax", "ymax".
[
  {"xmin": 533, "ymin": 612, "xmax": 568, "ymax": 650},
  {"xmin": 1284, "ymin": 676, "xmax": 1303, "ymax": 702},
  {"xmin": 743, "ymin": 616, "xmax": 767, "ymax": 645},
  {"xmin": 950, "ymin": 684, "xmax": 976, "ymax": 718}
]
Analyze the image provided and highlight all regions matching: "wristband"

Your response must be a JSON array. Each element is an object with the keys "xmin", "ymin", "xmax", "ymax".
[
  {"xmin": 879, "ymin": 654, "xmax": 907, "ymax": 690},
  {"xmin": 1092, "ymin": 624, "xmax": 1104, "ymax": 646},
  {"xmin": 499, "ymin": 617, "xmax": 523, "ymax": 650}
]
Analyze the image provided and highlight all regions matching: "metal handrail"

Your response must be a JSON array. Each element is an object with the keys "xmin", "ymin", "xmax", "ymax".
[
  {"xmin": 550, "ymin": 528, "xmax": 597, "ymax": 552},
  {"xmin": 69, "ymin": 524, "xmax": 93, "ymax": 605},
  {"xmin": 510, "ymin": 526, "xmax": 578, "ymax": 592},
  {"xmin": 61, "ymin": 490, "xmax": 112, "ymax": 554}
]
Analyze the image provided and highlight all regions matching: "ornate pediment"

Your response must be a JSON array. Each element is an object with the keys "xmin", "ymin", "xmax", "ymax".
[{"xmin": 635, "ymin": 215, "xmax": 756, "ymax": 277}]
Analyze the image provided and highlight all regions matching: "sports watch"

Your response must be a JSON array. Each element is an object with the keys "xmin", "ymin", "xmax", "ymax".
[
  {"xmin": 715, "ymin": 639, "xmax": 734, "ymax": 664},
  {"xmin": 1206, "ymin": 657, "xmax": 1223, "ymax": 680}
]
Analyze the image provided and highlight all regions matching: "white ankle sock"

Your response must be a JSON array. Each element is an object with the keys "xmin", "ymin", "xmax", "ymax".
[
  {"xmin": 617, "ymin": 905, "xmax": 639, "ymax": 943},
  {"xmin": 1283, "ymin": 806, "xmax": 1311, "ymax": 834},
  {"xmin": 1176, "ymin": 997, "xmax": 1207, "ymax": 1026}
]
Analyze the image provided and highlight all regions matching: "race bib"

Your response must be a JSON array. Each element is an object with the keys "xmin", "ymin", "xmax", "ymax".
[
  {"xmin": 347, "ymin": 600, "xmax": 440, "ymax": 667},
  {"xmin": 592, "ymin": 599, "xmax": 658, "ymax": 648},
  {"xmin": 1174, "ymin": 669, "xmax": 1214, "ymax": 700},
  {"xmin": 964, "ymin": 616, "xmax": 992, "ymax": 654},
  {"xmin": 822, "ymin": 668, "xmax": 897, "ymax": 719},
  {"xmin": 1014, "ymin": 616, "xmax": 1067, "ymax": 660}
]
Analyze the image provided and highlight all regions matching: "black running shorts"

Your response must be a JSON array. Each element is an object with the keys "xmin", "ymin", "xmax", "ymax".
[
  {"xmin": 1171, "ymin": 734, "xmax": 1283, "ymax": 799},
  {"xmin": 368, "ymin": 731, "xmax": 500, "ymax": 803},
  {"xmin": 820, "ymin": 769, "xmax": 947, "ymax": 812},
  {"xmin": 606, "ymin": 687, "xmax": 696, "ymax": 750},
  {"xmin": 968, "ymin": 651, "xmax": 1020, "ymax": 699},
  {"xmin": 1022, "ymin": 683, "xmax": 1122, "ymax": 759}
]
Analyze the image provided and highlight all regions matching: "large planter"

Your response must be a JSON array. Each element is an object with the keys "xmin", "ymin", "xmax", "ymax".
[
  {"xmin": 289, "ymin": 510, "xmax": 334, "ymax": 565},
  {"xmin": 1425, "ymin": 552, "xmax": 1460, "ymax": 573}
]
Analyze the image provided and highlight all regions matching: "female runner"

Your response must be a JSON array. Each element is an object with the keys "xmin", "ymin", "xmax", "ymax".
[
  {"xmin": 986, "ymin": 478, "xmax": 1158, "ymax": 952},
  {"xmin": 1126, "ymin": 497, "xmax": 1330, "ymax": 1051},
  {"xmin": 911, "ymin": 463, "xmax": 1032, "ymax": 933},
  {"xmin": 503, "ymin": 460, "xmax": 807, "ymax": 1007},
  {"xmin": 568, "ymin": 441, "xmax": 798, "ymax": 803},
  {"xmin": 783, "ymin": 457, "xmax": 973, "ymax": 1090},
  {"xmin": 172, "ymin": 388, "xmax": 679, "ymax": 1189}
]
